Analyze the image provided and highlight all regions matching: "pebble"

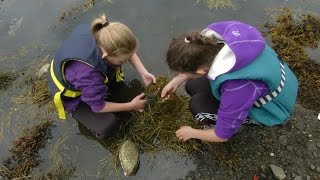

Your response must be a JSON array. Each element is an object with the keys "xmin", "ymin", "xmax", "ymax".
[
  {"xmin": 316, "ymin": 142, "xmax": 320, "ymax": 149},
  {"xmin": 261, "ymin": 165, "xmax": 268, "ymax": 173},
  {"xmin": 270, "ymin": 164, "xmax": 286, "ymax": 180},
  {"xmin": 294, "ymin": 176, "xmax": 302, "ymax": 180},
  {"xmin": 196, "ymin": 173, "xmax": 202, "ymax": 178},
  {"xmin": 37, "ymin": 63, "xmax": 50, "ymax": 77},
  {"xmin": 287, "ymin": 146, "xmax": 294, "ymax": 152},
  {"xmin": 317, "ymin": 167, "xmax": 320, "ymax": 173},
  {"xmin": 261, "ymin": 173, "xmax": 267, "ymax": 178},
  {"xmin": 313, "ymin": 151, "xmax": 317, "ymax": 158},
  {"xmin": 311, "ymin": 165, "xmax": 316, "ymax": 170},
  {"xmin": 270, "ymin": 153, "xmax": 275, "ymax": 156},
  {"xmin": 279, "ymin": 135, "xmax": 288, "ymax": 146}
]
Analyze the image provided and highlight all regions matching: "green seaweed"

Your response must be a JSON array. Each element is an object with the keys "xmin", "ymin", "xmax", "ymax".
[{"xmin": 104, "ymin": 77, "xmax": 204, "ymax": 156}]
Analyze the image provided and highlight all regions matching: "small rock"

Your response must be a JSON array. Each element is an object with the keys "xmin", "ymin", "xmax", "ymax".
[
  {"xmin": 261, "ymin": 165, "xmax": 268, "ymax": 173},
  {"xmin": 313, "ymin": 151, "xmax": 318, "ymax": 158},
  {"xmin": 270, "ymin": 153, "xmax": 275, "ymax": 156},
  {"xmin": 287, "ymin": 146, "xmax": 293, "ymax": 152},
  {"xmin": 316, "ymin": 142, "xmax": 320, "ymax": 149},
  {"xmin": 196, "ymin": 173, "xmax": 202, "ymax": 178},
  {"xmin": 311, "ymin": 165, "xmax": 316, "ymax": 170},
  {"xmin": 294, "ymin": 176, "xmax": 302, "ymax": 180},
  {"xmin": 316, "ymin": 167, "xmax": 320, "ymax": 173},
  {"xmin": 37, "ymin": 63, "xmax": 50, "ymax": 77},
  {"xmin": 279, "ymin": 135, "xmax": 287, "ymax": 146},
  {"xmin": 270, "ymin": 164, "xmax": 286, "ymax": 180},
  {"xmin": 119, "ymin": 139, "xmax": 139, "ymax": 176},
  {"xmin": 261, "ymin": 173, "xmax": 267, "ymax": 178}
]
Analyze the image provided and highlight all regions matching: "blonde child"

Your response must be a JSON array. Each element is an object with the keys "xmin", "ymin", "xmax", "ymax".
[{"xmin": 47, "ymin": 14, "xmax": 156, "ymax": 138}]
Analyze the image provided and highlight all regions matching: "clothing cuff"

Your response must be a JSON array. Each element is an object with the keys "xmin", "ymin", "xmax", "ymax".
[
  {"xmin": 214, "ymin": 126, "xmax": 235, "ymax": 140},
  {"xmin": 91, "ymin": 101, "xmax": 106, "ymax": 112}
]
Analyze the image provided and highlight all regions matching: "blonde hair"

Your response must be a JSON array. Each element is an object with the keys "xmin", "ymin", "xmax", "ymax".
[{"xmin": 91, "ymin": 14, "xmax": 137, "ymax": 57}]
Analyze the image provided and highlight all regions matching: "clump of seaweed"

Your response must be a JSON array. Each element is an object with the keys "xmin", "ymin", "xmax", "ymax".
[
  {"xmin": 26, "ymin": 76, "xmax": 52, "ymax": 106},
  {"xmin": 39, "ymin": 164, "xmax": 76, "ymax": 180},
  {"xmin": 105, "ymin": 77, "xmax": 203, "ymax": 155},
  {"xmin": 129, "ymin": 77, "xmax": 203, "ymax": 154},
  {"xmin": 0, "ymin": 120, "xmax": 52, "ymax": 179},
  {"xmin": 13, "ymin": 76, "xmax": 52, "ymax": 107},
  {"xmin": 197, "ymin": 0, "xmax": 234, "ymax": 10},
  {"xmin": 264, "ymin": 7, "xmax": 320, "ymax": 111},
  {"xmin": 0, "ymin": 72, "xmax": 17, "ymax": 90},
  {"xmin": 98, "ymin": 77, "xmax": 204, "ymax": 176},
  {"xmin": 58, "ymin": 0, "xmax": 95, "ymax": 23}
]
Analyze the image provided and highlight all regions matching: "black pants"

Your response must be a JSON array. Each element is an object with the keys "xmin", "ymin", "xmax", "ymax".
[
  {"xmin": 71, "ymin": 80, "xmax": 143, "ymax": 138},
  {"xmin": 186, "ymin": 76, "xmax": 257, "ymax": 126},
  {"xmin": 185, "ymin": 76, "xmax": 220, "ymax": 125}
]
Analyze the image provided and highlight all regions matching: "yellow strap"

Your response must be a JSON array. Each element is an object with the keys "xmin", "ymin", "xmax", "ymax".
[
  {"xmin": 50, "ymin": 61, "xmax": 81, "ymax": 98},
  {"xmin": 116, "ymin": 67, "xmax": 125, "ymax": 82},
  {"xmin": 50, "ymin": 60, "xmax": 81, "ymax": 120},
  {"xmin": 104, "ymin": 76, "xmax": 109, "ymax": 84},
  {"xmin": 54, "ymin": 91, "xmax": 66, "ymax": 120}
]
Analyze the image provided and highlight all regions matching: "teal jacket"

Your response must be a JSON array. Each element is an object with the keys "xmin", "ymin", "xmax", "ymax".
[{"xmin": 210, "ymin": 46, "xmax": 298, "ymax": 126}]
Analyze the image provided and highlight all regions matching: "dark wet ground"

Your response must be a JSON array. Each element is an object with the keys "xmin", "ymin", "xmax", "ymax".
[{"xmin": 1, "ymin": 0, "xmax": 320, "ymax": 179}]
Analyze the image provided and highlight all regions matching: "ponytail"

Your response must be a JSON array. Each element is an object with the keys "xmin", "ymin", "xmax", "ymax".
[
  {"xmin": 91, "ymin": 14, "xmax": 137, "ymax": 57},
  {"xmin": 91, "ymin": 14, "xmax": 109, "ymax": 38},
  {"xmin": 166, "ymin": 32, "xmax": 223, "ymax": 72}
]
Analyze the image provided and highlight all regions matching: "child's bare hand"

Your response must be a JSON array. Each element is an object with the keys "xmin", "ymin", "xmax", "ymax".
[
  {"xmin": 142, "ymin": 71, "xmax": 156, "ymax": 86},
  {"xmin": 130, "ymin": 93, "xmax": 146, "ymax": 112},
  {"xmin": 161, "ymin": 82, "xmax": 177, "ymax": 99},
  {"xmin": 175, "ymin": 126, "xmax": 195, "ymax": 142}
]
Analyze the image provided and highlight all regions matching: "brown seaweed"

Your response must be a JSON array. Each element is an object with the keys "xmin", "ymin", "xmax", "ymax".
[
  {"xmin": 0, "ymin": 121, "xmax": 52, "ymax": 179},
  {"xmin": 264, "ymin": 7, "xmax": 320, "ymax": 111}
]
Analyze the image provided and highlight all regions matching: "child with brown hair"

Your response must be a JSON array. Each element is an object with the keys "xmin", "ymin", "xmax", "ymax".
[
  {"xmin": 161, "ymin": 21, "xmax": 298, "ymax": 143},
  {"xmin": 47, "ymin": 14, "xmax": 156, "ymax": 138}
]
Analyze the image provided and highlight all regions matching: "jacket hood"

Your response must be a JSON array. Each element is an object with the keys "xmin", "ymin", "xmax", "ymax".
[{"xmin": 202, "ymin": 21, "xmax": 265, "ymax": 80}]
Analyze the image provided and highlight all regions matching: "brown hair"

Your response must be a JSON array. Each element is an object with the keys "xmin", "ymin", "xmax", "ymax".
[
  {"xmin": 166, "ymin": 32, "xmax": 223, "ymax": 73},
  {"xmin": 91, "ymin": 14, "xmax": 137, "ymax": 57}
]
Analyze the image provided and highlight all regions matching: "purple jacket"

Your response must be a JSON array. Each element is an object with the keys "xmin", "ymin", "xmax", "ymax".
[
  {"xmin": 63, "ymin": 61, "xmax": 107, "ymax": 112},
  {"xmin": 204, "ymin": 21, "xmax": 269, "ymax": 139}
]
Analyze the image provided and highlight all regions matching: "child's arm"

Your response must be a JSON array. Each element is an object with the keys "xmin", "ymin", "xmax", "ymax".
[
  {"xmin": 176, "ymin": 126, "xmax": 227, "ymax": 142},
  {"xmin": 161, "ymin": 73, "xmax": 190, "ymax": 98},
  {"xmin": 129, "ymin": 53, "xmax": 156, "ymax": 85},
  {"xmin": 98, "ymin": 93, "xmax": 146, "ymax": 113}
]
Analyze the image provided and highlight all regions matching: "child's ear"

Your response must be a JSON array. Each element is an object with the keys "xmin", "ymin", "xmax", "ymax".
[
  {"xmin": 195, "ymin": 68, "xmax": 207, "ymax": 75},
  {"xmin": 100, "ymin": 46, "xmax": 108, "ymax": 59},
  {"xmin": 101, "ymin": 52, "xmax": 108, "ymax": 59}
]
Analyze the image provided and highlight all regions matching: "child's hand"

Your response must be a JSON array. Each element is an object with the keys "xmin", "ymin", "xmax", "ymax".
[
  {"xmin": 142, "ymin": 71, "xmax": 156, "ymax": 86},
  {"xmin": 130, "ymin": 93, "xmax": 147, "ymax": 112},
  {"xmin": 175, "ymin": 126, "xmax": 195, "ymax": 142},
  {"xmin": 161, "ymin": 74, "xmax": 189, "ymax": 99},
  {"xmin": 161, "ymin": 81, "xmax": 178, "ymax": 100}
]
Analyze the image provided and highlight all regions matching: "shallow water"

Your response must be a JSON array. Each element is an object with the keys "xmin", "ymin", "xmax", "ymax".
[{"xmin": 0, "ymin": 0, "xmax": 319, "ymax": 179}]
